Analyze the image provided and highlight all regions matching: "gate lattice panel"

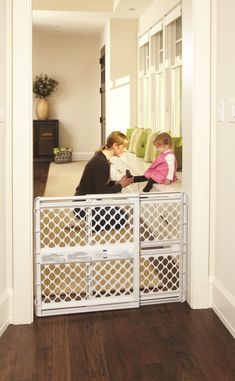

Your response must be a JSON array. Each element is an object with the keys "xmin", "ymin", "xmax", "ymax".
[
  {"xmin": 35, "ymin": 195, "xmax": 140, "ymax": 316},
  {"xmin": 140, "ymin": 253, "xmax": 180, "ymax": 293},
  {"xmin": 139, "ymin": 193, "xmax": 187, "ymax": 304},
  {"xmin": 140, "ymin": 197, "xmax": 182, "ymax": 243},
  {"xmin": 40, "ymin": 204, "xmax": 134, "ymax": 248},
  {"xmin": 35, "ymin": 192, "xmax": 187, "ymax": 316}
]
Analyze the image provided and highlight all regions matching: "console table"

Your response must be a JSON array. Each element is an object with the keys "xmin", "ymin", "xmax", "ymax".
[{"xmin": 33, "ymin": 119, "xmax": 59, "ymax": 161}]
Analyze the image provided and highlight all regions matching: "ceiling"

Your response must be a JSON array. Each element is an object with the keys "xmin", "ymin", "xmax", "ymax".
[{"xmin": 32, "ymin": 0, "xmax": 154, "ymax": 36}]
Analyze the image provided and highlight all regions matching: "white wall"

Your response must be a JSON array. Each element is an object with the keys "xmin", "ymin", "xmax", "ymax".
[
  {"xmin": 109, "ymin": 19, "xmax": 137, "ymax": 135},
  {"xmin": 0, "ymin": 0, "xmax": 9, "ymax": 337},
  {"xmin": 33, "ymin": 31, "xmax": 100, "ymax": 159},
  {"xmin": 210, "ymin": 0, "xmax": 235, "ymax": 337},
  {"xmin": 102, "ymin": 19, "xmax": 137, "ymax": 137}
]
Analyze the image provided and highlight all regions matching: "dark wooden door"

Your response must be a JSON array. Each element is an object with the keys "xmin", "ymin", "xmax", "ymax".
[{"xmin": 100, "ymin": 46, "xmax": 106, "ymax": 145}]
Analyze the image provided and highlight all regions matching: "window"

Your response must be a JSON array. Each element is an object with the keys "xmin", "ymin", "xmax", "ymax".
[
  {"xmin": 138, "ymin": 38, "xmax": 150, "ymax": 129},
  {"xmin": 138, "ymin": 5, "xmax": 182, "ymax": 137},
  {"xmin": 165, "ymin": 15, "xmax": 182, "ymax": 136},
  {"xmin": 150, "ymin": 22, "xmax": 164, "ymax": 132}
]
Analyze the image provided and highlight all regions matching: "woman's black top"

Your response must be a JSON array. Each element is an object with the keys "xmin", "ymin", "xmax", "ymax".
[{"xmin": 75, "ymin": 151, "xmax": 122, "ymax": 195}]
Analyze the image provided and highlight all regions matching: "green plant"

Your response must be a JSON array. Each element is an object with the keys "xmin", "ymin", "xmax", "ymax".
[{"xmin": 33, "ymin": 74, "xmax": 59, "ymax": 98}]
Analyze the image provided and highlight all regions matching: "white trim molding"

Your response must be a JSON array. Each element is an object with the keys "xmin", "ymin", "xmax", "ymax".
[
  {"xmin": 12, "ymin": 0, "xmax": 33, "ymax": 324},
  {"xmin": 138, "ymin": 31, "xmax": 149, "ymax": 47},
  {"xmin": 72, "ymin": 151, "xmax": 93, "ymax": 161},
  {"xmin": 0, "ymin": 289, "xmax": 13, "ymax": 337},
  {"xmin": 5, "ymin": 0, "xmax": 13, "ymax": 334},
  {"xmin": 164, "ymin": 4, "xmax": 182, "ymax": 27},
  {"xmin": 149, "ymin": 20, "xmax": 163, "ymax": 37},
  {"xmin": 210, "ymin": 277, "xmax": 235, "ymax": 338},
  {"xmin": 182, "ymin": 0, "xmax": 211, "ymax": 308}
]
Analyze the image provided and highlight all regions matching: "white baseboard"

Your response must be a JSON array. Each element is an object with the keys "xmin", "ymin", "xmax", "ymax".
[
  {"xmin": 72, "ymin": 151, "xmax": 93, "ymax": 161},
  {"xmin": 0, "ymin": 289, "xmax": 13, "ymax": 337},
  {"xmin": 210, "ymin": 276, "xmax": 235, "ymax": 338}
]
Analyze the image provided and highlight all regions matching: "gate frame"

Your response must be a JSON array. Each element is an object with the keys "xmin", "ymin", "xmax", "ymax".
[{"xmin": 34, "ymin": 192, "xmax": 187, "ymax": 317}]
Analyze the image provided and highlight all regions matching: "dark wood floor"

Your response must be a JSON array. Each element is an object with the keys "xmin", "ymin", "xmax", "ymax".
[
  {"xmin": 1, "ymin": 303, "xmax": 235, "ymax": 381},
  {"xmin": 2, "ymin": 163, "xmax": 233, "ymax": 380},
  {"xmin": 33, "ymin": 161, "xmax": 50, "ymax": 198}
]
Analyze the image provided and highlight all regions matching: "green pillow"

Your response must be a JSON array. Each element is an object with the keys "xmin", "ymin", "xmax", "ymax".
[
  {"xmin": 135, "ymin": 129, "xmax": 152, "ymax": 158},
  {"xmin": 144, "ymin": 132, "xmax": 158, "ymax": 162},
  {"xmin": 151, "ymin": 145, "xmax": 160, "ymax": 162},
  {"xmin": 126, "ymin": 128, "xmax": 135, "ymax": 148},
  {"xmin": 128, "ymin": 128, "xmax": 142, "ymax": 153},
  {"xmin": 172, "ymin": 137, "xmax": 183, "ymax": 171}
]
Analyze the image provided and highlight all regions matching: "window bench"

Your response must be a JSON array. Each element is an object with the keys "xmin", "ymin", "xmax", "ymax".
[{"xmin": 110, "ymin": 152, "xmax": 182, "ymax": 193}]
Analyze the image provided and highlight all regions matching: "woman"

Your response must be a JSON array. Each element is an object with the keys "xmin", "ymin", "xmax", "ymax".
[
  {"xmin": 74, "ymin": 131, "xmax": 133, "ymax": 196},
  {"xmin": 74, "ymin": 131, "xmax": 134, "ymax": 231}
]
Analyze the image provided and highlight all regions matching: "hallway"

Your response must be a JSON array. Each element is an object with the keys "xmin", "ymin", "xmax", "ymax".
[{"xmin": 1, "ymin": 303, "xmax": 235, "ymax": 381}]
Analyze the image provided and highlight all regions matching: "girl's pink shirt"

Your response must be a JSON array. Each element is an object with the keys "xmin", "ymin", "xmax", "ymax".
[{"xmin": 144, "ymin": 150, "xmax": 177, "ymax": 183}]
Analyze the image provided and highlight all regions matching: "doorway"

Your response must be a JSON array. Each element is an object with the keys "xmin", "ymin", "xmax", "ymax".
[
  {"xmin": 9, "ymin": 0, "xmax": 212, "ymax": 325},
  {"xmin": 100, "ymin": 46, "xmax": 106, "ymax": 145}
]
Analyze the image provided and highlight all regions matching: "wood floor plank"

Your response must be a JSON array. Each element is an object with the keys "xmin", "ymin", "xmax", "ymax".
[
  {"xmin": 33, "ymin": 162, "xmax": 50, "ymax": 198},
  {"xmin": 1, "ymin": 304, "xmax": 235, "ymax": 381}
]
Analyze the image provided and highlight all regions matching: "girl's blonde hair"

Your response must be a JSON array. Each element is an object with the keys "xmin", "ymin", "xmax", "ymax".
[
  {"xmin": 153, "ymin": 132, "xmax": 173, "ymax": 150},
  {"xmin": 98, "ymin": 131, "xmax": 128, "ymax": 151}
]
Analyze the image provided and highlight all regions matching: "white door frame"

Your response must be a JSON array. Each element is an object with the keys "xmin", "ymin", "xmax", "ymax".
[
  {"xmin": 10, "ymin": 0, "xmax": 211, "ymax": 323},
  {"xmin": 11, "ymin": 0, "xmax": 33, "ymax": 324},
  {"xmin": 182, "ymin": 0, "xmax": 211, "ymax": 308}
]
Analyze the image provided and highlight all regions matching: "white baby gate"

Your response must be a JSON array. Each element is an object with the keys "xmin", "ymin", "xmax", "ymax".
[{"xmin": 34, "ymin": 192, "xmax": 187, "ymax": 316}]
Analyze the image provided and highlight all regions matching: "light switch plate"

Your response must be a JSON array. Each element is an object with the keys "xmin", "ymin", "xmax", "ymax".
[
  {"xmin": 228, "ymin": 99, "xmax": 235, "ymax": 123},
  {"xmin": 217, "ymin": 100, "xmax": 224, "ymax": 122}
]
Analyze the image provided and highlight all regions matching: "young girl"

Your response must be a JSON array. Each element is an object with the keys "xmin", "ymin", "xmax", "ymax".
[{"xmin": 133, "ymin": 132, "xmax": 177, "ymax": 192}]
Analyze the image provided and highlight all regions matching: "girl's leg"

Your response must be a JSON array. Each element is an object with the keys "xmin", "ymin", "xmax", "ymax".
[
  {"xmin": 142, "ymin": 178, "xmax": 156, "ymax": 192},
  {"xmin": 133, "ymin": 175, "xmax": 148, "ymax": 183}
]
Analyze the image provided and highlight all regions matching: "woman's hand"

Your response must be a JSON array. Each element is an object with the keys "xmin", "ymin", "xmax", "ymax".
[{"xmin": 117, "ymin": 175, "xmax": 134, "ymax": 188}]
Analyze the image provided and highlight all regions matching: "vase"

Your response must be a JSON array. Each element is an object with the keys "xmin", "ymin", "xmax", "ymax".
[{"xmin": 36, "ymin": 98, "xmax": 50, "ymax": 120}]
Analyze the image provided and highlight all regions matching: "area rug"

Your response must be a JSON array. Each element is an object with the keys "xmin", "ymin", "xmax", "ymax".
[{"xmin": 44, "ymin": 161, "xmax": 87, "ymax": 197}]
